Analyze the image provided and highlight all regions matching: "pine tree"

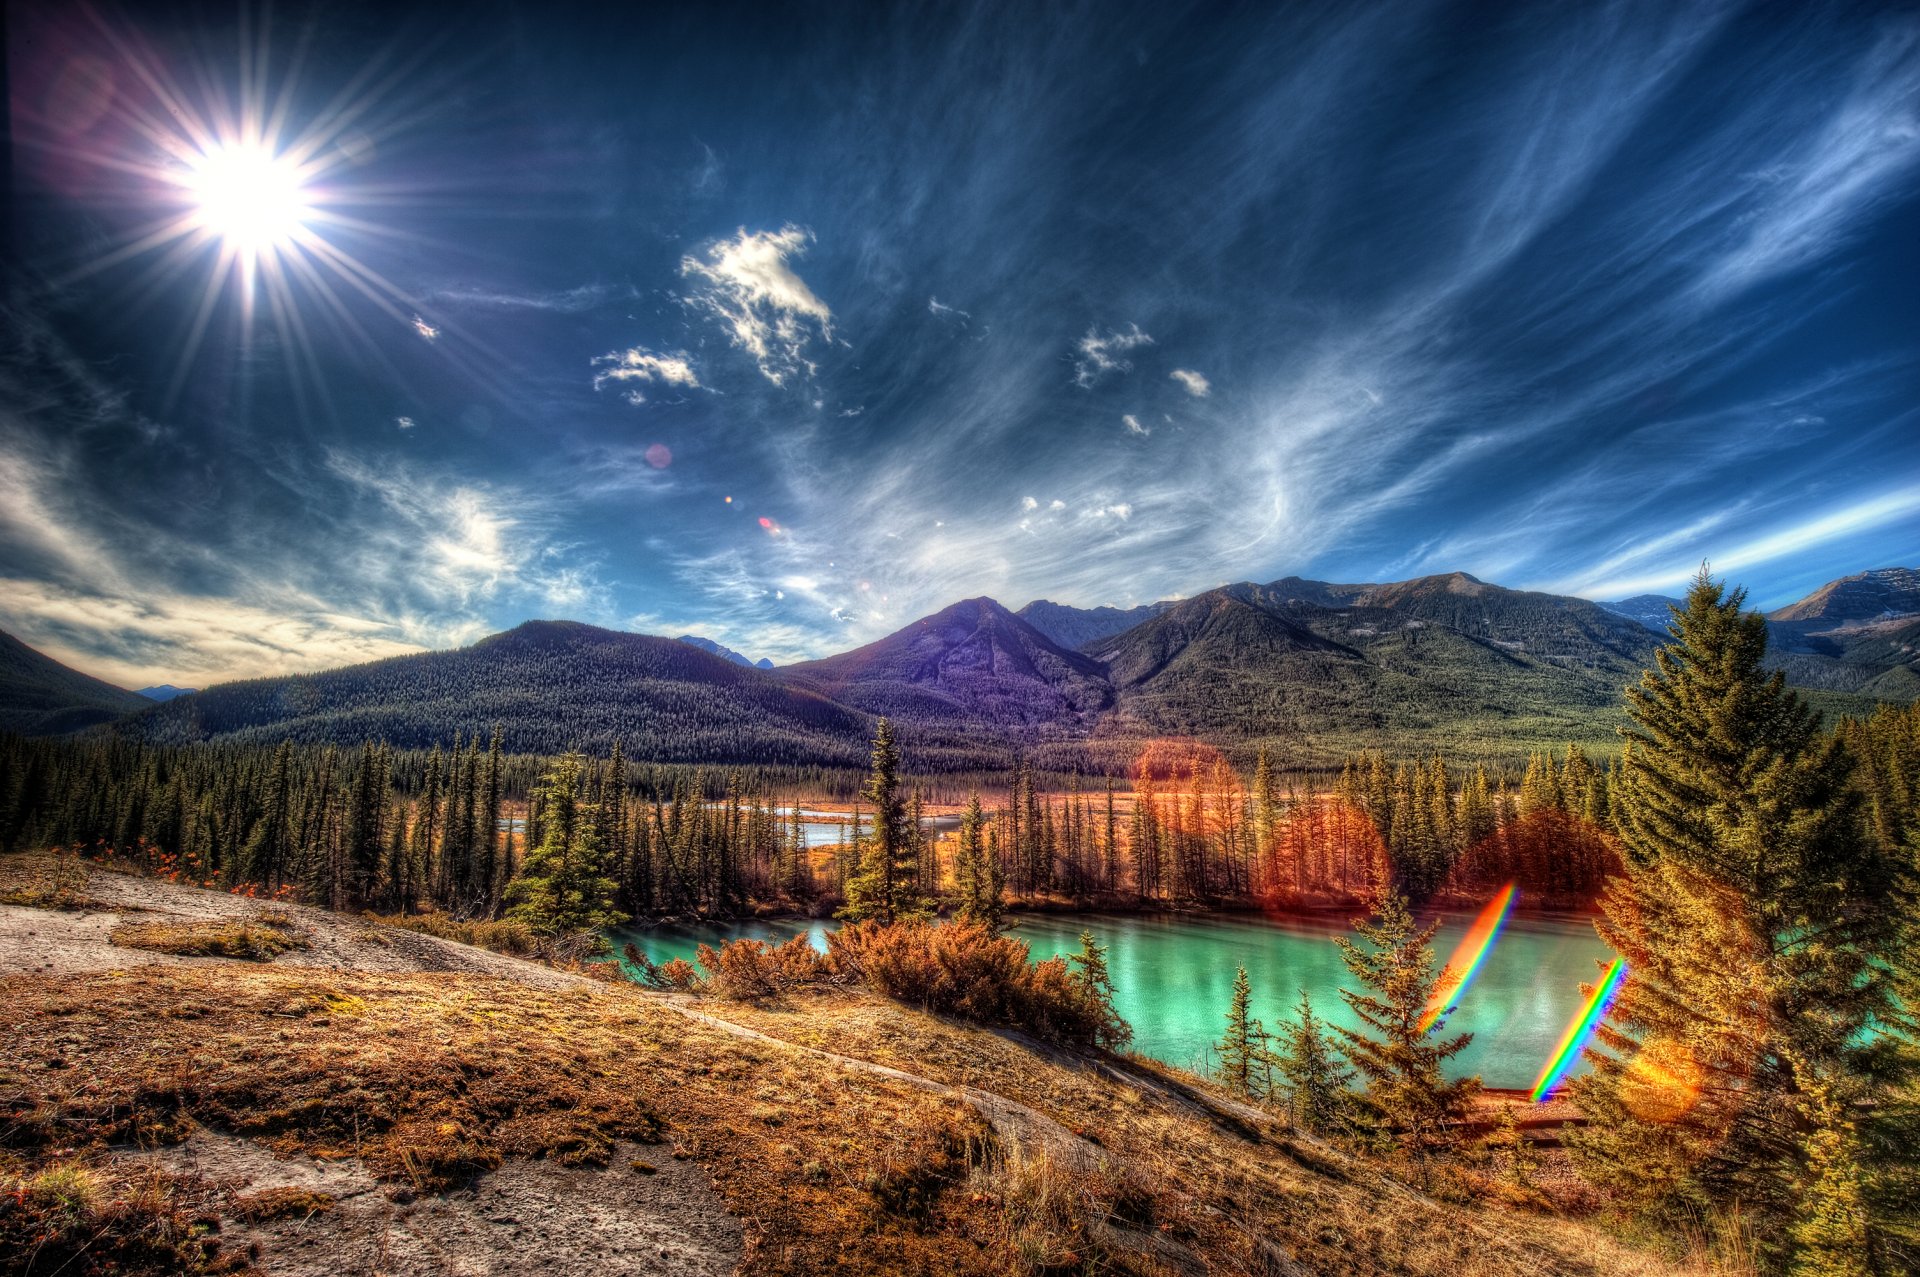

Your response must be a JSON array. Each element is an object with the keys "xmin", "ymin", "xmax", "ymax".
[
  {"xmin": 838, "ymin": 719, "xmax": 927, "ymax": 924},
  {"xmin": 1333, "ymin": 892, "xmax": 1478, "ymax": 1154},
  {"xmin": 953, "ymin": 792, "xmax": 1006, "ymax": 932},
  {"xmin": 1570, "ymin": 571, "xmax": 1904, "ymax": 1263},
  {"xmin": 1217, "ymin": 966, "xmax": 1269, "ymax": 1098},
  {"xmin": 505, "ymin": 754, "xmax": 626, "ymax": 943},
  {"xmin": 1070, "ymin": 930, "xmax": 1130, "ymax": 1050},
  {"xmin": 1273, "ymin": 990, "xmax": 1353, "ymax": 1136}
]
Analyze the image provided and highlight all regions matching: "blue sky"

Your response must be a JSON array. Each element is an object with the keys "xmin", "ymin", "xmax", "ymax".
[{"xmin": 2, "ymin": 0, "xmax": 1917, "ymax": 686}]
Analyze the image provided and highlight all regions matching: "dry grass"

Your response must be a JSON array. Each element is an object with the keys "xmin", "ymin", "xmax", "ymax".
[
  {"xmin": 108, "ymin": 914, "xmax": 308, "ymax": 961},
  {"xmin": 0, "ymin": 849, "xmax": 99, "ymax": 911},
  {"xmin": 696, "ymin": 987, "xmax": 1726, "ymax": 1277},
  {"xmin": 0, "ymin": 966, "xmax": 1022, "ymax": 1275},
  {"xmin": 0, "ymin": 1156, "xmax": 248, "ymax": 1276},
  {"xmin": 366, "ymin": 910, "xmax": 608, "ymax": 967}
]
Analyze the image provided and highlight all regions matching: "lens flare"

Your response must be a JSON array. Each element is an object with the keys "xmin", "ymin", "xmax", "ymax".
[
  {"xmin": 1418, "ymin": 882, "xmax": 1516, "ymax": 1033},
  {"xmin": 1529, "ymin": 957, "xmax": 1627, "ymax": 1103}
]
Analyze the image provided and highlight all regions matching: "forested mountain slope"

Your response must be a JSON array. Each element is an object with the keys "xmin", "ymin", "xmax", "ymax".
[
  {"xmin": 124, "ymin": 620, "xmax": 876, "ymax": 766},
  {"xmin": 0, "ymin": 630, "xmax": 152, "ymax": 736}
]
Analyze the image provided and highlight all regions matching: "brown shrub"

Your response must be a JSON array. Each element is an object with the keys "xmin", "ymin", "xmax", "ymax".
[
  {"xmin": 865, "ymin": 1101, "xmax": 993, "ymax": 1222},
  {"xmin": 827, "ymin": 920, "xmax": 1112, "ymax": 1048},
  {"xmin": 696, "ymin": 935, "xmax": 831, "ymax": 1002},
  {"xmin": 366, "ymin": 910, "xmax": 541, "ymax": 956}
]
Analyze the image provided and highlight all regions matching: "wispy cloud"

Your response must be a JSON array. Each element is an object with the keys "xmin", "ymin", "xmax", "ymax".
[
  {"xmin": 681, "ymin": 225, "xmax": 834, "ymax": 385},
  {"xmin": 1072, "ymin": 323, "xmax": 1152, "ymax": 388}
]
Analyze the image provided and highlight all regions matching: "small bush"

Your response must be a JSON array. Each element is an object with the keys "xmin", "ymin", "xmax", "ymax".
[
  {"xmin": 624, "ymin": 944, "xmax": 708, "ymax": 992},
  {"xmin": 110, "ymin": 917, "xmax": 308, "ymax": 960},
  {"xmin": 866, "ymin": 1102, "xmax": 992, "ymax": 1222},
  {"xmin": 828, "ymin": 920, "xmax": 1125, "ymax": 1049},
  {"xmin": 695, "ymin": 935, "xmax": 831, "ymax": 1002}
]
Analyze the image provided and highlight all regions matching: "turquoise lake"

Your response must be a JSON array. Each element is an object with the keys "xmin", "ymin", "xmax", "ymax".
[{"xmin": 610, "ymin": 908, "xmax": 1612, "ymax": 1090}]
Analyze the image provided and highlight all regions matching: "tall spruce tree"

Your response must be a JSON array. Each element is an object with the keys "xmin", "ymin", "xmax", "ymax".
[
  {"xmin": 505, "ymin": 753, "xmax": 626, "ymax": 943},
  {"xmin": 1569, "ymin": 571, "xmax": 1905, "ymax": 1270},
  {"xmin": 839, "ymin": 719, "xmax": 926, "ymax": 924},
  {"xmin": 1333, "ymin": 892, "xmax": 1478, "ymax": 1153},
  {"xmin": 953, "ymin": 791, "xmax": 1006, "ymax": 932}
]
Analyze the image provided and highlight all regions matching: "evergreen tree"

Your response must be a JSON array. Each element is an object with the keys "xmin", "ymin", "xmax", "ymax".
[
  {"xmin": 1070, "ymin": 929, "xmax": 1130, "ymax": 1050},
  {"xmin": 1217, "ymin": 966, "xmax": 1269, "ymax": 1098},
  {"xmin": 505, "ymin": 754, "xmax": 626, "ymax": 943},
  {"xmin": 1273, "ymin": 990, "xmax": 1353, "ymax": 1136},
  {"xmin": 839, "ymin": 719, "xmax": 927, "ymax": 924},
  {"xmin": 1333, "ymin": 893, "xmax": 1478, "ymax": 1153},
  {"xmin": 1570, "ymin": 571, "xmax": 1905, "ymax": 1264},
  {"xmin": 953, "ymin": 792, "xmax": 1006, "ymax": 932}
]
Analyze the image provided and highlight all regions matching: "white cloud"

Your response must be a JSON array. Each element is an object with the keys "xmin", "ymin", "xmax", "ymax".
[
  {"xmin": 395, "ymin": 416, "xmax": 415, "ymax": 430},
  {"xmin": 1169, "ymin": 368, "xmax": 1211, "ymax": 397},
  {"xmin": 592, "ymin": 345, "xmax": 701, "ymax": 392},
  {"xmin": 1072, "ymin": 323, "xmax": 1153, "ymax": 388},
  {"xmin": 1021, "ymin": 495, "xmax": 1039, "ymax": 511},
  {"xmin": 410, "ymin": 315, "xmax": 440, "ymax": 341},
  {"xmin": 928, "ymin": 296, "xmax": 970, "ymax": 320},
  {"xmin": 681, "ymin": 225, "xmax": 833, "ymax": 384},
  {"xmin": 1048, "ymin": 499, "xmax": 1065, "ymax": 511},
  {"xmin": 1122, "ymin": 414, "xmax": 1149, "ymax": 436}
]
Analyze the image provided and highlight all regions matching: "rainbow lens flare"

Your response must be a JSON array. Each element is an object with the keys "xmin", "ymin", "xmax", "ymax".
[
  {"xmin": 1417, "ymin": 882, "xmax": 1516, "ymax": 1033},
  {"xmin": 1529, "ymin": 957, "xmax": 1627, "ymax": 1103}
]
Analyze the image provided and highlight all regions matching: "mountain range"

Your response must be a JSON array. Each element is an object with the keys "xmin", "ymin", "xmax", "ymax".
[
  {"xmin": 1599, "ymin": 569, "xmax": 1920, "ymax": 702},
  {"xmin": 3, "ymin": 566, "xmax": 1914, "ymax": 770}
]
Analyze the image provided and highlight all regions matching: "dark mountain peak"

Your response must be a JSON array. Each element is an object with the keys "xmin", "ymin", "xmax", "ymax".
[
  {"xmin": 1770, "ymin": 567, "xmax": 1920, "ymax": 628},
  {"xmin": 126, "ymin": 618, "xmax": 872, "ymax": 764},
  {"xmin": 780, "ymin": 596, "xmax": 1110, "ymax": 729},
  {"xmin": 136, "ymin": 685, "xmax": 198, "ymax": 702}
]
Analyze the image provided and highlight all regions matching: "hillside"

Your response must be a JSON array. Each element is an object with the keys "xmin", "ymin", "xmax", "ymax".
[
  {"xmin": 1762, "ymin": 567, "xmax": 1920, "ymax": 702},
  {"xmin": 124, "ymin": 620, "xmax": 877, "ymax": 766},
  {"xmin": 1090, "ymin": 575, "xmax": 1662, "ymax": 762},
  {"xmin": 780, "ymin": 597, "xmax": 1113, "ymax": 734},
  {"xmin": 0, "ymin": 853, "xmax": 1711, "ymax": 1277},
  {"xmin": 12, "ymin": 566, "xmax": 1913, "ymax": 772},
  {"xmin": 1769, "ymin": 566, "xmax": 1920, "ymax": 625},
  {"xmin": 0, "ymin": 629, "xmax": 152, "ymax": 736}
]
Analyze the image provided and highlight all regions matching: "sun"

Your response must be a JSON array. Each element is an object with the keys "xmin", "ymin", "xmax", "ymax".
[{"xmin": 186, "ymin": 142, "xmax": 311, "ymax": 254}]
